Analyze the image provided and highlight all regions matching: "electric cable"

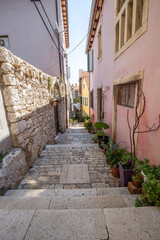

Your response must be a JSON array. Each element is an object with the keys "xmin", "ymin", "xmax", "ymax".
[
  {"xmin": 39, "ymin": 0, "xmax": 64, "ymax": 51},
  {"xmin": 67, "ymin": 32, "xmax": 89, "ymax": 55},
  {"xmin": 32, "ymin": 0, "xmax": 63, "ymax": 57}
]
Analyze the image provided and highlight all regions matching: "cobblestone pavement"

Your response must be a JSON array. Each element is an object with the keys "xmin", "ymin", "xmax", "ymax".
[{"xmin": 18, "ymin": 123, "xmax": 120, "ymax": 189}]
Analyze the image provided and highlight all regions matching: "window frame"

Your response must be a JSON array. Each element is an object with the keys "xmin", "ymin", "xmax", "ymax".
[
  {"xmin": 98, "ymin": 25, "xmax": 102, "ymax": 61},
  {"xmin": 115, "ymin": 0, "xmax": 149, "ymax": 59}
]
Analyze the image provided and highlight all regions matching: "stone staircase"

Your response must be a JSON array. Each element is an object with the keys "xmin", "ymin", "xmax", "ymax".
[
  {"xmin": 0, "ymin": 188, "xmax": 159, "ymax": 239},
  {"xmin": 0, "ymin": 124, "xmax": 159, "ymax": 239}
]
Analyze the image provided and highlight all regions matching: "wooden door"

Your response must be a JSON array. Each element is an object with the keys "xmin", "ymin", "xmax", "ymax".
[{"xmin": 53, "ymin": 101, "xmax": 59, "ymax": 135}]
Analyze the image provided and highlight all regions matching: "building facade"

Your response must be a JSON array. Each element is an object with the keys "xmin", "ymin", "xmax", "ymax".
[
  {"xmin": 79, "ymin": 71, "xmax": 89, "ymax": 116},
  {"xmin": 0, "ymin": 0, "xmax": 69, "ymax": 78},
  {"xmin": 86, "ymin": 0, "xmax": 160, "ymax": 165}
]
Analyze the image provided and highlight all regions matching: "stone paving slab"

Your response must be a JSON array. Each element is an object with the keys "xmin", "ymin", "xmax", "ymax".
[
  {"xmin": 49, "ymin": 195, "xmax": 126, "ymax": 210},
  {"xmin": 25, "ymin": 209, "xmax": 108, "ymax": 240},
  {"xmin": 0, "ymin": 209, "xmax": 35, "ymax": 240},
  {"xmin": 18, "ymin": 125, "xmax": 120, "ymax": 189},
  {"xmin": 104, "ymin": 207, "xmax": 160, "ymax": 240},
  {"xmin": 0, "ymin": 196, "xmax": 51, "ymax": 210},
  {"xmin": 60, "ymin": 164, "xmax": 90, "ymax": 184},
  {"xmin": 122, "ymin": 194, "xmax": 138, "ymax": 207}
]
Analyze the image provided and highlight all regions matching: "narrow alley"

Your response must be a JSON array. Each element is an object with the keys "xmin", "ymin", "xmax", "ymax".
[
  {"xmin": 18, "ymin": 123, "xmax": 120, "ymax": 190},
  {"xmin": 0, "ymin": 124, "xmax": 159, "ymax": 240}
]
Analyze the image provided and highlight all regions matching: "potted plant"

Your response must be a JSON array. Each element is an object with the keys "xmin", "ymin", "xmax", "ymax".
[
  {"xmin": 135, "ymin": 171, "xmax": 160, "ymax": 207},
  {"xmin": 107, "ymin": 148, "xmax": 127, "ymax": 178},
  {"xmin": 94, "ymin": 121, "xmax": 110, "ymax": 148},
  {"xmin": 84, "ymin": 119, "xmax": 92, "ymax": 133},
  {"xmin": 119, "ymin": 152, "xmax": 138, "ymax": 187}
]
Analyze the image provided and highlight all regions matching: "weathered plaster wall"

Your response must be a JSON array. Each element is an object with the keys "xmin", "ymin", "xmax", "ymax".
[
  {"xmin": 90, "ymin": 0, "xmax": 160, "ymax": 165},
  {"xmin": 0, "ymin": 47, "xmax": 56, "ymax": 167}
]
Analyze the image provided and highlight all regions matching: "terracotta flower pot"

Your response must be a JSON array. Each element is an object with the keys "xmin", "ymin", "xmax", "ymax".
[
  {"xmin": 132, "ymin": 179, "xmax": 142, "ymax": 188},
  {"xmin": 112, "ymin": 167, "xmax": 120, "ymax": 178}
]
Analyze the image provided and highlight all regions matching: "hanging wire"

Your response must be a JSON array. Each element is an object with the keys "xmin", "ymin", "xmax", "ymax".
[{"xmin": 67, "ymin": 32, "xmax": 89, "ymax": 55}]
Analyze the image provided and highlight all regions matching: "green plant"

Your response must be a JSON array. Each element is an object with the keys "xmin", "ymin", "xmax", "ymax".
[
  {"xmin": 136, "ymin": 178, "xmax": 160, "ymax": 207},
  {"xmin": 59, "ymin": 76, "xmax": 62, "ymax": 84},
  {"xmin": 121, "ymin": 152, "xmax": 138, "ymax": 169},
  {"xmin": 69, "ymin": 119, "xmax": 73, "ymax": 124},
  {"xmin": 48, "ymin": 76, "xmax": 52, "ymax": 89},
  {"xmin": 135, "ymin": 158, "xmax": 160, "ymax": 179},
  {"xmin": 106, "ymin": 148, "xmax": 127, "ymax": 167},
  {"xmin": 73, "ymin": 98, "xmax": 79, "ymax": 103},
  {"xmin": 104, "ymin": 138, "xmax": 126, "ymax": 167},
  {"xmin": 94, "ymin": 121, "xmax": 109, "ymax": 130},
  {"xmin": 84, "ymin": 119, "xmax": 92, "ymax": 130}
]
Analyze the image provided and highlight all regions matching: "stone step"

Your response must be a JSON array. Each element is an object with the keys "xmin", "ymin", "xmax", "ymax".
[
  {"xmin": 5, "ymin": 187, "xmax": 129, "ymax": 197},
  {"xmin": 0, "ymin": 195, "xmax": 128, "ymax": 210},
  {"xmin": 0, "ymin": 207, "xmax": 159, "ymax": 240}
]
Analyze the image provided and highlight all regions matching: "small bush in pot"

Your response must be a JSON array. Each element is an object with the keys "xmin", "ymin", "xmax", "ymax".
[
  {"xmin": 84, "ymin": 119, "xmax": 92, "ymax": 132},
  {"xmin": 119, "ymin": 152, "xmax": 138, "ymax": 187},
  {"xmin": 94, "ymin": 122, "xmax": 110, "ymax": 148},
  {"xmin": 104, "ymin": 138, "xmax": 126, "ymax": 178},
  {"xmin": 107, "ymin": 148, "xmax": 127, "ymax": 178}
]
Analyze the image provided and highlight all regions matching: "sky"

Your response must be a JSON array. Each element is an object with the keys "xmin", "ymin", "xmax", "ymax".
[{"xmin": 66, "ymin": 0, "xmax": 92, "ymax": 85}]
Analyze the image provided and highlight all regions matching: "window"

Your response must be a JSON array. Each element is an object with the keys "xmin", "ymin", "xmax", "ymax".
[
  {"xmin": 118, "ymin": 83, "xmax": 136, "ymax": 108},
  {"xmin": 0, "ymin": 35, "xmax": 10, "ymax": 48},
  {"xmin": 115, "ymin": 0, "xmax": 149, "ymax": 58},
  {"xmin": 90, "ymin": 90, "xmax": 94, "ymax": 109},
  {"xmin": 86, "ymin": 98, "xmax": 88, "ymax": 107},
  {"xmin": 83, "ymin": 84, "xmax": 85, "ymax": 89},
  {"xmin": 98, "ymin": 26, "xmax": 102, "ymax": 60},
  {"xmin": 83, "ymin": 97, "xmax": 84, "ymax": 105}
]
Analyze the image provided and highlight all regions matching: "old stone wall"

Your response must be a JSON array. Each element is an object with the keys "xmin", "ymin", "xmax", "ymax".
[
  {"xmin": 0, "ymin": 47, "xmax": 60, "ymax": 168},
  {"xmin": 0, "ymin": 148, "xmax": 26, "ymax": 194}
]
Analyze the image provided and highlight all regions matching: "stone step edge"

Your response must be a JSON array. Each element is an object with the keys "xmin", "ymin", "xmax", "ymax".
[
  {"xmin": 45, "ymin": 144, "xmax": 98, "ymax": 149},
  {"xmin": 5, "ymin": 187, "xmax": 130, "ymax": 197},
  {"xmin": 0, "ymin": 195, "xmax": 137, "ymax": 209}
]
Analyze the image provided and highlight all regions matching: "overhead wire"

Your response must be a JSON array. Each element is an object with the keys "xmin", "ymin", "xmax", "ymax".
[
  {"xmin": 39, "ymin": 0, "xmax": 64, "ymax": 51},
  {"xmin": 67, "ymin": 32, "xmax": 89, "ymax": 55},
  {"xmin": 32, "ymin": 0, "xmax": 63, "ymax": 57}
]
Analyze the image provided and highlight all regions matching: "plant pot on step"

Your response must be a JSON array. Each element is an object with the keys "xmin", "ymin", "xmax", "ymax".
[
  {"xmin": 112, "ymin": 167, "xmax": 120, "ymax": 178},
  {"xmin": 98, "ymin": 136, "xmax": 109, "ymax": 148},
  {"xmin": 132, "ymin": 179, "xmax": 142, "ymax": 188},
  {"xmin": 119, "ymin": 162, "xmax": 133, "ymax": 187}
]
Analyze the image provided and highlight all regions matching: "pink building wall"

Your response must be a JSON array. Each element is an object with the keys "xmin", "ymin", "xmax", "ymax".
[{"xmin": 90, "ymin": 0, "xmax": 160, "ymax": 165}]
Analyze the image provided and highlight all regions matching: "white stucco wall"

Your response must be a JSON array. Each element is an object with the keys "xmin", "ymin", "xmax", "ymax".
[{"xmin": 0, "ymin": 0, "xmax": 61, "ymax": 77}]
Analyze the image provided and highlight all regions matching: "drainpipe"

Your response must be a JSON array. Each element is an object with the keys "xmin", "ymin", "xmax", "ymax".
[{"xmin": 55, "ymin": 0, "xmax": 62, "ymax": 78}]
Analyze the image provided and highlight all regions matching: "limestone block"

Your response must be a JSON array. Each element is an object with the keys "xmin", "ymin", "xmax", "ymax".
[
  {"xmin": 1, "ymin": 63, "xmax": 15, "ymax": 74},
  {"xmin": 6, "ymin": 105, "xmax": 23, "ymax": 112},
  {"xmin": 10, "ymin": 120, "xmax": 27, "ymax": 135},
  {"xmin": 12, "ymin": 134, "xmax": 24, "ymax": 146},
  {"xmin": 7, "ymin": 112, "xmax": 21, "ymax": 123},
  {"xmin": 21, "ymin": 138, "xmax": 29, "ymax": 148},
  {"xmin": 0, "ymin": 47, "xmax": 12, "ymax": 63},
  {"xmin": 3, "ymin": 74, "xmax": 17, "ymax": 86},
  {"xmin": 26, "ymin": 118, "xmax": 33, "ymax": 128},
  {"xmin": 0, "ymin": 148, "xmax": 27, "ymax": 191},
  {"xmin": 3, "ymin": 86, "xmax": 20, "ymax": 106}
]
